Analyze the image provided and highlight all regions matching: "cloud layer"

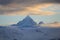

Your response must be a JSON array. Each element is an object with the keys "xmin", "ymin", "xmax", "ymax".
[
  {"xmin": 0, "ymin": 0, "xmax": 60, "ymax": 15},
  {"xmin": 41, "ymin": 22, "xmax": 60, "ymax": 27},
  {"xmin": 0, "ymin": 0, "xmax": 60, "ymax": 5}
]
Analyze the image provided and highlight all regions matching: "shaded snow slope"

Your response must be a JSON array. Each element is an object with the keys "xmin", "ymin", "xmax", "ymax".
[{"xmin": 0, "ymin": 26, "xmax": 60, "ymax": 40}]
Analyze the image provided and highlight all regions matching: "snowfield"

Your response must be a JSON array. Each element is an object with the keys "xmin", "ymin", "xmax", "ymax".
[{"xmin": 0, "ymin": 26, "xmax": 60, "ymax": 40}]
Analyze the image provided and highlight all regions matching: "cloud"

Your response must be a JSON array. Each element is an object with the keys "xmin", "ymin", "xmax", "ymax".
[
  {"xmin": 42, "ymin": 4, "xmax": 60, "ymax": 12},
  {"xmin": 41, "ymin": 22, "xmax": 60, "ymax": 28},
  {"xmin": 0, "ymin": 3, "xmax": 56, "ymax": 15},
  {"xmin": 0, "ymin": 0, "xmax": 60, "ymax": 5},
  {"xmin": 0, "ymin": 0, "xmax": 13, "ymax": 5},
  {"xmin": 0, "ymin": 22, "xmax": 16, "ymax": 26},
  {"xmin": 0, "ymin": 0, "xmax": 60, "ymax": 15}
]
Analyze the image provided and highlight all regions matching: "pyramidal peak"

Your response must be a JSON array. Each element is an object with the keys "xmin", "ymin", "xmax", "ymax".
[{"xmin": 16, "ymin": 16, "xmax": 37, "ymax": 27}]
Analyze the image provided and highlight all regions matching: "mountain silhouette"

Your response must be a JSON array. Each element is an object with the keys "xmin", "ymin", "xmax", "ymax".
[
  {"xmin": 11, "ymin": 16, "xmax": 37, "ymax": 27},
  {"xmin": 39, "ymin": 21, "xmax": 44, "ymax": 24}
]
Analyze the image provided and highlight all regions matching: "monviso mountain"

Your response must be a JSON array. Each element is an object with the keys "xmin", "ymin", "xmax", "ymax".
[{"xmin": 11, "ymin": 16, "xmax": 37, "ymax": 28}]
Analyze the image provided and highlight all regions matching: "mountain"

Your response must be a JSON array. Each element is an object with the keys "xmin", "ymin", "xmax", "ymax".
[
  {"xmin": 17, "ymin": 16, "xmax": 36, "ymax": 27},
  {"xmin": 39, "ymin": 21, "xmax": 44, "ymax": 24}
]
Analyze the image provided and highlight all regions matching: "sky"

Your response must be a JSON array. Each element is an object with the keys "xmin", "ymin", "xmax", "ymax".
[{"xmin": 0, "ymin": 0, "xmax": 60, "ymax": 26}]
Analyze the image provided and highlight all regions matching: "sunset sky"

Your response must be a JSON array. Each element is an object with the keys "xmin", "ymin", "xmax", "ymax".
[{"xmin": 0, "ymin": 0, "xmax": 60, "ymax": 26}]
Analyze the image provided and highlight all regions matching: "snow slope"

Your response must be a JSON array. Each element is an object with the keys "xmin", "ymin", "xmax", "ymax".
[{"xmin": 0, "ymin": 26, "xmax": 60, "ymax": 40}]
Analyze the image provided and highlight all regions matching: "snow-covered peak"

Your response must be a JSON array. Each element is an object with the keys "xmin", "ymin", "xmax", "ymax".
[{"xmin": 17, "ymin": 16, "xmax": 36, "ymax": 27}]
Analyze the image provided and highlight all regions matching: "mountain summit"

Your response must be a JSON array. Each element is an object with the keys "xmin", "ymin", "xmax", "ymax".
[{"xmin": 16, "ymin": 16, "xmax": 36, "ymax": 27}]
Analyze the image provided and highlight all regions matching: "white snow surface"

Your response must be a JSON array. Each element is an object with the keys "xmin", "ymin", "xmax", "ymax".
[{"xmin": 0, "ymin": 26, "xmax": 60, "ymax": 40}]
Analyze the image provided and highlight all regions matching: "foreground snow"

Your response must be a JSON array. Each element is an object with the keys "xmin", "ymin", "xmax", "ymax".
[{"xmin": 0, "ymin": 26, "xmax": 60, "ymax": 40}]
